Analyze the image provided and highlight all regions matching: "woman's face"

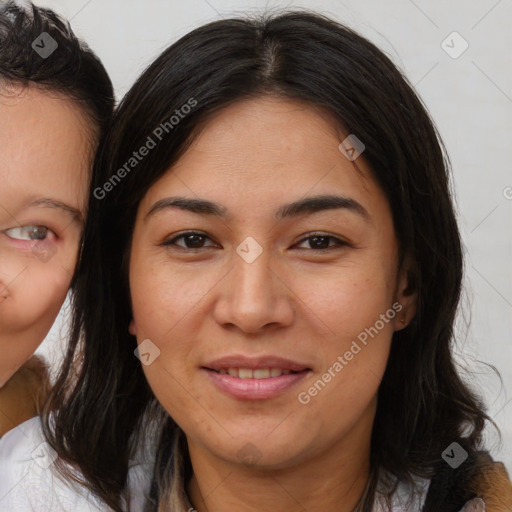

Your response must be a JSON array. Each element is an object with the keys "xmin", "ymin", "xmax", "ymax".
[
  {"xmin": 0, "ymin": 86, "xmax": 91, "ymax": 386},
  {"xmin": 129, "ymin": 96, "xmax": 416, "ymax": 470}
]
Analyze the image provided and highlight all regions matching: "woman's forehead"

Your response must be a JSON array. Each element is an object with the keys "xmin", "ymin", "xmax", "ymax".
[
  {"xmin": 140, "ymin": 96, "xmax": 376, "ymax": 205},
  {"xmin": 185, "ymin": 95, "xmax": 347, "ymax": 145}
]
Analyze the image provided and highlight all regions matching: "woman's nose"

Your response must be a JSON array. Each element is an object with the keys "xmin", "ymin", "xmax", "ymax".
[{"xmin": 212, "ymin": 241, "xmax": 295, "ymax": 334}]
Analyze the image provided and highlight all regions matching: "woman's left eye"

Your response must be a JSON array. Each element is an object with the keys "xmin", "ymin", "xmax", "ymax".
[
  {"xmin": 295, "ymin": 234, "xmax": 347, "ymax": 250},
  {"xmin": 5, "ymin": 225, "xmax": 50, "ymax": 241}
]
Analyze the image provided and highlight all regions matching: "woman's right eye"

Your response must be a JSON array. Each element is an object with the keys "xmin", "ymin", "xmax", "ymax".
[
  {"xmin": 5, "ymin": 225, "xmax": 49, "ymax": 241},
  {"xmin": 162, "ymin": 231, "xmax": 217, "ymax": 250}
]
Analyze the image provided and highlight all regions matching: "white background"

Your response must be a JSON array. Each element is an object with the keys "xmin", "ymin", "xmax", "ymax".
[{"xmin": 33, "ymin": 0, "xmax": 512, "ymax": 473}]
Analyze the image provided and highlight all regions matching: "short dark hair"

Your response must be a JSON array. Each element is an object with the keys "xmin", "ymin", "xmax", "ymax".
[
  {"xmin": 0, "ymin": 0, "xmax": 114, "ymax": 138},
  {"xmin": 44, "ymin": 9, "xmax": 495, "ymax": 512}
]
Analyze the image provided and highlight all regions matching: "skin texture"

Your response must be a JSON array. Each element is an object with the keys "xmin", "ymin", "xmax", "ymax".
[
  {"xmin": 0, "ymin": 85, "xmax": 91, "ymax": 388},
  {"xmin": 129, "ymin": 96, "xmax": 417, "ymax": 512}
]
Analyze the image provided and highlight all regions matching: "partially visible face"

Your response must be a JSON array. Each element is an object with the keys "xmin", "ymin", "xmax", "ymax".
[
  {"xmin": 129, "ymin": 96, "xmax": 416, "ymax": 470},
  {"xmin": 0, "ymin": 85, "xmax": 92, "ymax": 386}
]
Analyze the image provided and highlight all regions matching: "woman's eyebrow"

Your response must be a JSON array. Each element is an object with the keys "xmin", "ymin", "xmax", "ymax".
[
  {"xmin": 29, "ymin": 198, "xmax": 82, "ymax": 222},
  {"xmin": 145, "ymin": 194, "xmax": 370, "ymax": 223},
  {"xmin": 275, "ymin": 194, "xmax": 370, "ymax": 222}
]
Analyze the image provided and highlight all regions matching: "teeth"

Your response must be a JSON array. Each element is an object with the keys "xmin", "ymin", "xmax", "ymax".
[
  {"xmin": 238, "ymin": 369, "xmax": 253, "ymax": 379},
  {"xmin": 253, "ymin": 368, "xmax": 270, "ymax": 379},
  {"xmin": 219, "ymin": 368, "xmax": 294, "ymax": 379}
]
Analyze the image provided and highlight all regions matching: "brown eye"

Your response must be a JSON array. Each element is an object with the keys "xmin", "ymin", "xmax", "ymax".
[
  {"xmin": 163, "ymin": 231, "xmax": 217, "ymax": 250},
  {"xmin": 295, "ymin": 233, "xmax": 347, "ymax": 250}
]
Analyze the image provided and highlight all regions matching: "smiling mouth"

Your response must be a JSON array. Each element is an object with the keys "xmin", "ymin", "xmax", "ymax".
[
  {"xmin": 207, "ymin": 367, "xmax": 305, "ymax": 379},
  {"xmin": 202, "ymin": 358, "xmax": 312, "ymax": 399}
]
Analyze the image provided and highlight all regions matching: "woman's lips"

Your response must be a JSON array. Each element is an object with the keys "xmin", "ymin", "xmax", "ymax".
[
  {"xmin": 203, "ymin": 367, "xmax": 311, "ymax": 400},
  {"xmin": 203, "ymin": 355, "xmax": 310, "ymax": 373}
]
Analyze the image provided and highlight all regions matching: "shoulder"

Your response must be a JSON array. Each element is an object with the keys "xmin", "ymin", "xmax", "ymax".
[
  {"xmin": 0, "ymin": 356, "xmax": 50, "ymax": 436},
  {"xmin": 422, "ymin": 445, "xmax": 512, "ymax": 512},
  {"xmin": 469, "ymin": 456, "xmax": 512, "ymax": 512},
  {"xmin": 0, "ymin": 417, "xmax": 109, "ymax": 511},
  {"xmin": 373, "ymin": 473, "xmax": 431, "ymax": 511},
  {"xmin": 372, "ymin": 473, "xmax": 488, "ymax": 511}
]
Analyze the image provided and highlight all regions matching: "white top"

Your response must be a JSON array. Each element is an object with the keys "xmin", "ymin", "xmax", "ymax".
[
  {"xmin": 0, "ymin": 417, "xmax": 151, "ymax": 511},
  {"xmin": 0, "ymin": 417, "xmax": 484, "ymax": 511}
]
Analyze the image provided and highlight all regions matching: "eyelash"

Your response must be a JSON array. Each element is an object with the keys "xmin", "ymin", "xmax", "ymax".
[{"xmin": 161, "ymin": 230, "xmax": 349, "ymax": 252}]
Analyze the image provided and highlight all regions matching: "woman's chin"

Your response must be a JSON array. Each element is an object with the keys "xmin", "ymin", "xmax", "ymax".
[{"xmin": 189, "ymin": 430, "xmax": 315, "ymax": 471}]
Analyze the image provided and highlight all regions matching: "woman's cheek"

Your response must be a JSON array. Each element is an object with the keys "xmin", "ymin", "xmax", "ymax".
[
  {"xmin": 0, "ymin": 259, "xmax": 71, "ymax": 384},
  {"xmin": 301, "ymin": 268, "xmax": 386, "ymax": 329},
  {"xmin": 132, "ymin": 262, "xmax": 206, "ymax": 337},
  {"xmin": 304, "ymin": 270, "xmax": 395, "ymax": 378},
  {"xmin": 0, "ymin": 252, "xmax": 31, "ymax": 328},
  {"xmin": 0, "ymin": 254, "xmax": 72, "ymax": 330},
  {"xmin": 13, "ymin": 262, "xmax": 70, "ymax": 330}
]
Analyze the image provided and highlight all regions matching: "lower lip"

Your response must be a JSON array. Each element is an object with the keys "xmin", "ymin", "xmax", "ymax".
[{"xmin": 203, "ymin": 368, "xmax": 310, "ymax": 400}]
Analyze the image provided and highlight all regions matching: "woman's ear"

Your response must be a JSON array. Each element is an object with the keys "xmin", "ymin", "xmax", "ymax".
[
  {"xmin": 129, "ymin": 319, "xmax": 137, "ymax": 336},
  {"xmin": 393, "ymin": 253, "xmax": 418, "ymax": 331}
]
